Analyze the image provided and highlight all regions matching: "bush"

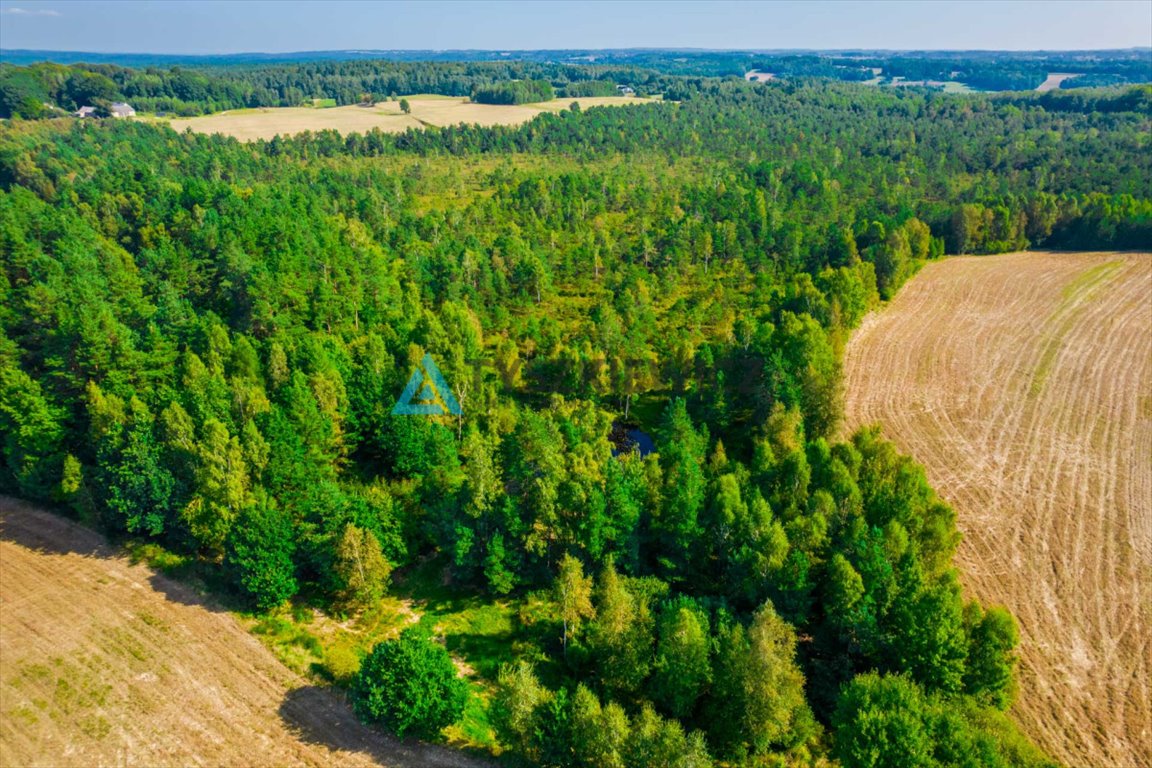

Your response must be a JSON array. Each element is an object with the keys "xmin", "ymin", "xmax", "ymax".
[
  {"xmin": 324, "ymin": 643, "xmax": 362, "ymax": 683},
  {"xmin": 351, "ymin": 627, "xmax": 468, "ymax": 740},
  {"xmin": 833, "ymin": 672, "xmax": 933, "ymax": 768},
  {"xmin": 224, "ymin": 501, "xmax": 298, "ymax": 611}
]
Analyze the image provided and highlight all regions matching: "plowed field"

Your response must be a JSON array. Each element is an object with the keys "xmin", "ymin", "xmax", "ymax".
[
  {"xmin": 0, "ymin": 497, "xmax": 486, "ymax": 768},
  {"xmin": 843, "ymin": 251, "xmax": 1152, "ymax": 768}
]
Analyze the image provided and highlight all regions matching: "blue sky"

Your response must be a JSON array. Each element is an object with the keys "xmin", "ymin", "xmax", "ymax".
[{"xmin": 1, "ymin": 0, "xmax": 1149, "ymax": 54}]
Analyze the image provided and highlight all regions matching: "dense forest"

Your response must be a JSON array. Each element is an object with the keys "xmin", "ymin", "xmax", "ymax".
[
  {"xmin": 2, "ymin": 47, "xmax": 1149, "ymax": 118},
  {"xmin": 472, "ymin": 78, "xmax": 557, "ymax": 105},
  {"xmin": 0, "ymin": 59, "xmax": 666, "ymax": 117},
  {"xmin": 1, "ymin": 71, "xmax": 1149, "ymax": 766}
]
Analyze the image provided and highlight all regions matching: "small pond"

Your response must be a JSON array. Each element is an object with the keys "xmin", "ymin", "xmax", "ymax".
[{"xmin": 610, "ymin": 423, "xmax": 656, "ymax": 457}]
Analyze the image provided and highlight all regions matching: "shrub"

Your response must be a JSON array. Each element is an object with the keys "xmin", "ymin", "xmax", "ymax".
[
  {"xmin": 351, "ymin": 627, "xmax": 468, "ymax": 740},
  {"xmin": 225, "ymin": 502, "xmax": 298, "ymax": 611},
  {"xmin": 324, "ymin": 644, "xmax": 362, "ymax": 683}
]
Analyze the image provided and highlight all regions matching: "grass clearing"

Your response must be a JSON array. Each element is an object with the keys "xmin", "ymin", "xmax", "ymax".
[{"xmin": 238, "ymin": 554, "xmax": 550, "ymax": 754}]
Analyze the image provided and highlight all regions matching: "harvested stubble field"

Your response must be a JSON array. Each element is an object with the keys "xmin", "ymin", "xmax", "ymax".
[
  {"xmin": 166, "ymin": 96, "xmax": 648, "ymax": 141},
  {"xmin": 843, "ymin": 251, "xmax": 1152, "ymax": 768},
  {"xmin": 1036, "ymin": 73, "xmax": 1079, "ymax": 92},
  {"xmin": 0, "ymin": 497, "xmax": 487, "ymax": 768}
]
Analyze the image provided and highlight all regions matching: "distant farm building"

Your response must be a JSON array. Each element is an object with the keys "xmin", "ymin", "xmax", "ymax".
[
  {"xmin": 75, "ymin": 106, "xmax": 97, "ymax": 118},
  {"xmin": 110, "ymin": 102, "xmax": 136, "ymax": 118},
  {"xmin": 616, "ymin": 84, "xmax": 635, "ymax": 96}
]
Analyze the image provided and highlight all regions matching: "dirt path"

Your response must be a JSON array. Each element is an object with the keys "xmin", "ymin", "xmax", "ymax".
[
  {"xmin": 843, "ymin": 251, "xmax": 1152, "ymax": 768},
  {"xmin": 0, "ymin": 497, "xmax": 490, "ymax": 768}
]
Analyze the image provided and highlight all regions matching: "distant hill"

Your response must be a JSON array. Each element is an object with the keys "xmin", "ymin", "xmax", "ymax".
[{"xmin": 2, "ymin": 46, "xmax": 1150, "ymax": 68}]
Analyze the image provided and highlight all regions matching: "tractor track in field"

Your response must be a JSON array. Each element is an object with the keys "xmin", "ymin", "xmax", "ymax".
[{"xmin": 843, "ymin": 251, "xmax": 1152, "ymax": 768}]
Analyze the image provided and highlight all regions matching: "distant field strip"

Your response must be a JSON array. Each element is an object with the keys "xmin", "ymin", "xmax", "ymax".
[
  {"xmin": 843, "ymin": 251, "xmax": 1152, "ymax": 768},
  {"xmin": 1037, "ymin": 73, "xmax": 1080, "ymax": 92},
  {"xmin": 166, "ymin": 96, "xmax": 649, "ymax": 141},
  {"xmin": 0, "ymin": 497, "xmax": 486, "ymax": 768}
]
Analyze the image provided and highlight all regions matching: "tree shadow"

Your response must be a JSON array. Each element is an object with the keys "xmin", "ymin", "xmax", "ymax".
[
  {"xmin": 0, "ymin": 495, "xmax": 240, "ymax": 614},
  {"xmin": 2, "ymin": 497, "xmax": 493, "ymax": 767},
  {"xmin": 278, "ymin": 685, "xmax": 494, "ymax": 767},
  {"xmin": 144, "ymin": 568, "xmax": 244, "ymax": 612},
  {"xmin": 445, "ymin": 631, "xmax": 517, "ymax": 681},
  {"xmin": 0, "ymin": 496, "xmax": 109, "ymax": 558}
]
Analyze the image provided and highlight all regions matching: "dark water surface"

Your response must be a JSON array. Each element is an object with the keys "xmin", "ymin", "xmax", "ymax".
[{"xmin": 610, "ymin": 424, "xmax": 656, "ymax": 457}]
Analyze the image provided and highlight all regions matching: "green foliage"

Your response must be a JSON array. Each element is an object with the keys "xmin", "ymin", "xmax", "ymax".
[
  {"xmin": 491, "ymin": 660, "xmax": 550, "ymax": 760},
  {"xmin": 380, "ymin": 414, "xmax": 457, "ymax": 478},
  {"xmin": 833, "ymin": 672, "xmax": 935, "ymax": 768},
  {"xmin": 351, "ymin": 627, "xmax": 468, "ymax": 740},
  {"xmin": 890, "ymin": 570, "xmax": 969, "ymax": 695},
  {"xmin": 654, "ymin": 399, "xmax": 708, "ymax": 580},
  {"xmin": 627, "ymin": 703, "xmax": 713, "ymax": 768},
  {"xmin": 833, "ymin": 672, "xmax": 1055, "ymax": 768},
  {"xmin": 491, "ymin": 667, "xmax": 713, "ymax": 768},
  {"xmin": 563, "ymin": 80, "xmax": 620, "ymax": 98},
  {"xmin": 0, "ymin": 67, "xmax": 52, "ymax": 119},
  {"xmin": 225, "ymin": 500, "xmax": 298, "ymax": 611},
  {"xmin": 649, "ymin": 597, "xmax": 712, "ymax": 719},
  {"xmin": 554, "ymin": 553, "xmax": 595, "ymax": 654},
  {"xmin": 0, "ymin": 365, "xmax": 64, "ymax": 500},
  {"xmin": 100, "ymin": 402, "xmax": 174, "ymax": 536},
  {"xmin": 706, "ymin": 602, "xmax": 813, "ymax": 758},
  {"xmin": 963, "ymin": 604, "xmax": 1020, "ymax": 710},
  {"xmin": 472, "ymin": 79, "xmax": 554, "ymax": 104},
  {"xmin": 0, "ymin": 66, "xmax": 1117, "ymax": 766},
  {"xmin": 333, "ymin": 523, "xmax": 392, "ymax": 613},
  {"xmin": 323, "ymin": 643, "xmax": 363, "ymax": 683},
  {"xmin": 181, "ymin": 417, "xmax": 251, "ymax": 554},
  {"xmin": 569, "ymin": 683, "xmax": 629, "ymax": 768},
  {"xmin": 585, "ymin": 561, "xmax": 654, "ymax": 698}
]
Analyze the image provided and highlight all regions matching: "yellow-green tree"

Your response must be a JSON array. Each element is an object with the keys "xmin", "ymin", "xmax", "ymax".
[
  {"xmin": 334, "ymin": 523, "xmax": 392, "ymax": 613},
  {"xmin": 554, "ymin": 553, "xmax": 594, "ymax": 656}
]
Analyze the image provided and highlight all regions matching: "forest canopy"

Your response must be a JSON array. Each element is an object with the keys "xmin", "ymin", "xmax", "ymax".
[
  {"xmin": 2, "ymin": 47, "xmax": 1149, "ymax": 118},
  {"xmin": 2, "ymin": 66, "xmax": 1146, "ymax": 766}
]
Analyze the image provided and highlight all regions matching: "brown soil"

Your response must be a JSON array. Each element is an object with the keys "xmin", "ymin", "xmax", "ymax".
[
  {"xmin": 843, "ymin": 251, "xmax": 1152, "ymax": 768},
  {"xmin": 0, "ymin": 497, "xmax": 490, "ymax": 768}
]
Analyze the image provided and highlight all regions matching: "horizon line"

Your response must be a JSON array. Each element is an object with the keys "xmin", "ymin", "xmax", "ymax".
[{"xmin": 3, "ymin": 45, "xmax": 1151, "ymax": 58}]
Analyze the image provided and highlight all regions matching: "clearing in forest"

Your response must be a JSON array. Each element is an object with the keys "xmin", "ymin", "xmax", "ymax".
[
  {"xmin": 1036, "ymin": 73, "xmax": 1080, "ymax": 92},
  {"xmin": 843, "ymin": 250, "xmax": 1152, "ymax": 768},
  {"xmin": 164, "ymin": 96, "xmax": 648, "ymax": 141},
  {"xmin": 0, "ymin": 497, "xmax": 487, "ymax": 768}
]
